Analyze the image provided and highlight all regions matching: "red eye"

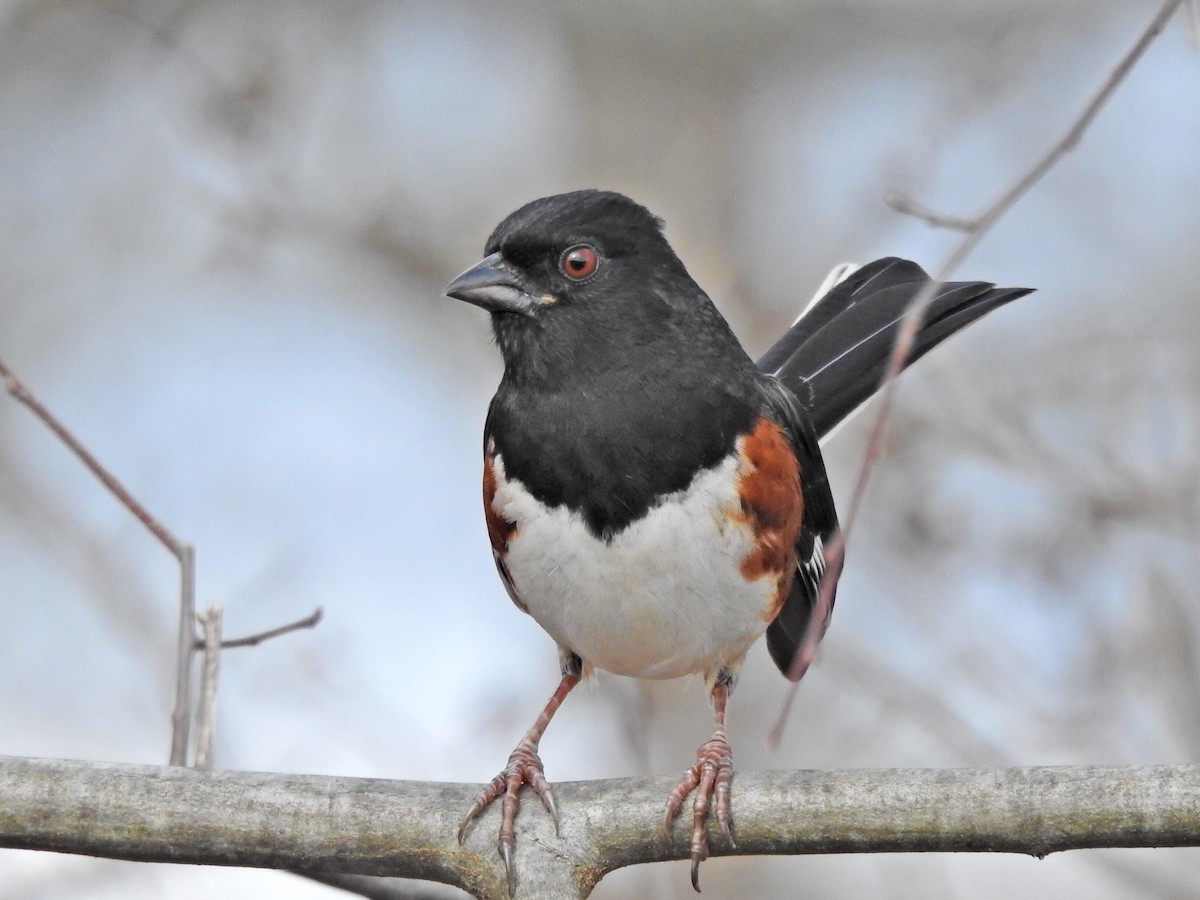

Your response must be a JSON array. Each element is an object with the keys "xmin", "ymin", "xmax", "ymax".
[{"xmin": 559, "ymin": 245, "xmax": 598, "ymax": 280}]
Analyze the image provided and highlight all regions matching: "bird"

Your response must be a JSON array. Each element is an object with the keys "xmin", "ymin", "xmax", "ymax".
[{"xmin": 444, "ymin": 189, "xmax": 1031, "ymax": 894}]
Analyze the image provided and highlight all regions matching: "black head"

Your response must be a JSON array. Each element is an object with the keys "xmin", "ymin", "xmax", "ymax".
[
  {"xmin": 445, "ymin": 190, "xmax": 746, "ymax": 385},
  {"xmin": 446, "ymin": 190, "xmax": 684, "ymax": 312}
]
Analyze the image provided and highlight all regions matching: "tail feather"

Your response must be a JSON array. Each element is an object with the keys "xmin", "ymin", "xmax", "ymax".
[{"xmin": 758, "ymin": 257, "xmax": 1032, "ymax": 439}]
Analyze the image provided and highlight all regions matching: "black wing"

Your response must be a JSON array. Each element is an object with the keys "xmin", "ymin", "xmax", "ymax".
[{"xmin": 758, "ymin": 378, "xmax": 841, "ymax": 679}]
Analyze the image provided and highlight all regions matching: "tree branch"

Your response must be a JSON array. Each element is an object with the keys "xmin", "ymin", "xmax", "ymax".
[{"xmin": 3, "ymin": 757, "xmax": 1198, "ymax": 900}]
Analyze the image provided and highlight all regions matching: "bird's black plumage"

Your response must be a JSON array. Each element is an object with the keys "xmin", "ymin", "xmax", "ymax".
[{"xmin": 444, "ymin": 189, "xmax": 1031, "ymax": 893}]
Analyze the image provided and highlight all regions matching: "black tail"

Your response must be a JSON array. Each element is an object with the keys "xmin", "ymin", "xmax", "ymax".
[{"xmin": 758, "ymin": 257, "xmax": 1033, "ymax": 439}]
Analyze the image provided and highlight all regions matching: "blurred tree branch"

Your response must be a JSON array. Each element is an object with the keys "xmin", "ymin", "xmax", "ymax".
[
  {"xmin": 772, "ymin": 0, "xmax": 1193, "ymax": 741},
  {"xmin": 886, "ymin": 0, "xmax": 1188, "ymax": 233},
  {"xmin": 4, "ymin": 756, "xmax": 1200, "ymax": 900},
  {"xmin": 854, "ymin": 0, "xmax": 1190, "ymax": 537}
]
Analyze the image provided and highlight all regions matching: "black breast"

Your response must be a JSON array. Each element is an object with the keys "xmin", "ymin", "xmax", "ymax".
[{"xmin": 487, "ymin": 372, "xmax": 759, "ymax": 540}]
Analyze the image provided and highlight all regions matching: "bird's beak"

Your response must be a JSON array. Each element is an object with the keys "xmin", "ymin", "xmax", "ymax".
[{"xmin": 445, "ymin": 252, "xmax": 537, "ymax": 315}]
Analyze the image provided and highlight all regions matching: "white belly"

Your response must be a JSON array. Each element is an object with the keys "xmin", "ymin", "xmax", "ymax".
[{"xmin": 492, "ymin": 453, "xmax": 775, "ymax": 680}]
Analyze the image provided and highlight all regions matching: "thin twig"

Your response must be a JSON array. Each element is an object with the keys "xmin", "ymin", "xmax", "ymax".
[
  {"xmin": 771, "ymin": 0, "xmax": 1189, "ymax": 742},
  {"xmin": 887, "ymin": 0, "xmax": 1186, "ymax": 233},
  {"xmin": 170, "ymin": 544, "xmax": 197, "ymax": 766},
  {"xmin": 194, "ymin": 604, "xmax": 223, "ymax": 770},
  {"xmin": 883, "ymin": 190, "xmax": 977, "ymax": 232},
  {"xmin": 197, "ymin": 606, "xmax": 324, "ymax": 650},
  {"xmin": 867, "ymin": 0, "xmax": 1188, "ymax": 565},
  {"xmin": 0, "ymin": 356, "xmax": 200, "ymax": 766},
  {"xmin": 0, "ymin": 358, "xmax": 184, "ymax": 555}
]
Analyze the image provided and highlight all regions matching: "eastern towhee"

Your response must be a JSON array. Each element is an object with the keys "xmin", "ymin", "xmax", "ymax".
[{"xmin": 444, "ymin": 189, "xmax": 1031, "ymax": 894}]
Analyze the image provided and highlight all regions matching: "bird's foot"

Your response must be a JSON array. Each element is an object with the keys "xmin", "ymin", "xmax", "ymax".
[
  {"xmin": 458, "ymin": 737, "xmax": 558, "ymax": 896},
  {"xmin": 662, "ymin": 731, "xmax": 735, "ymax": 892}
]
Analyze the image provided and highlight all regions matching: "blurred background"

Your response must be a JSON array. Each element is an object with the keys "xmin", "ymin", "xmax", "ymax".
[{"xmin": 2, "ymin": 0, "xmax": 1199, "ymax": 897}]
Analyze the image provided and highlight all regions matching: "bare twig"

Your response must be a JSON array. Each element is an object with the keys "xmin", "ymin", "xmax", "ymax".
[
  {"xmin": 886, "ymin": 0, "xmax": 1188, "ymax": 234},
  {"xmin": 0, "ymin": 356, "xmax": 200, "ymax": 766},
  {"xmin": 0, "ymin": 358, "xmax": 184, "ymax": 554},
  {"xmin": 194, "ymin": 604, "xmax": 223, "ymax": 771},
  {"xmin": 198, "ymin": 606, "xmax": 324, "ymax": 650},
  {"xmin": 866, "ymin": 0, "xmax": 1189, "ymax": 569},
  {"xmin": 882, "ymin": 190, "xmax": 977, "ymax": 232},
  {"xmin": 170, "ymin": 544, "xmax": 197, "ymax": 766},
  {"xmin": 189, "ymin": 605, "xmax": 323, "ymax": 774},
  {"xmin": 770, "ymin": 0, "xmax": 1191, "ymax": 742}
]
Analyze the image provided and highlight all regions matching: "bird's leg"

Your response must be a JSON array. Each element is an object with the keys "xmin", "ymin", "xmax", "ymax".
[
  {"xmin": 459, "ymin": 657, "xmax": 582, "ymax": 896},
  {"xmin": 663, "ymin": 674, "xmax": 735, "ymax": 892}
]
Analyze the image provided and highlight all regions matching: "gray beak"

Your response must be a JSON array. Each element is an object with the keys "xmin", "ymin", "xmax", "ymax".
[{"xmin": 444, "ymin": 252, "xmax": 537, "ymax": 314}]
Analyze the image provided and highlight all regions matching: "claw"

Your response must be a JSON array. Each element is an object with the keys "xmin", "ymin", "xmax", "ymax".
[
  {"xmin": 536, "ymin": 780, "xmax": 560, "ymax": 836},
  {"xmin": 663, "ymin": 729, "xmax": 735, "ymax": 892},
  {"xmin": 501, "ymin": 840, "xmax": 517, "ymax": 897}
]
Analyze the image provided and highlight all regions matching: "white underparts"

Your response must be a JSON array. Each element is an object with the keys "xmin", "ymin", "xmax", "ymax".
[{"xmin": 491, "ymin": 452, "xmax": 777, "ymax": 683}]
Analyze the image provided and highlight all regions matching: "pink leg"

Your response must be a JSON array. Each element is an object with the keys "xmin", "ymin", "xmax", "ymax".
[
  {"xmin": 663, "ymin": 679, "xmax": 735, "ymax": 892},
  {"xmin": 458, "ymin": 669, "xmax": 581, "ymax": 896}
]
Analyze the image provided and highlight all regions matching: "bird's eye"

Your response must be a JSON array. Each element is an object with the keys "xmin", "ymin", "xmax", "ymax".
[{"xmin": 559, "ymin": 245, "xmax": 598, "ymax": 281}]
